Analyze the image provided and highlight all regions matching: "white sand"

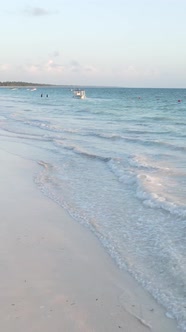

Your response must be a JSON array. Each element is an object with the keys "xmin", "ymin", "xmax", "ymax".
[{"xmin": 0, "ymin": 148, "xmax": 179, "ymax": 332}]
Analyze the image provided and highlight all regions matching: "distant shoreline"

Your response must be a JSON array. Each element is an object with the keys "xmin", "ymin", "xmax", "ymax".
[
  {"xmin": 0, "ymin": 81, "xmax": 54, "ymax": 88},
  {"xmin": 0, "ymin": 82, "xmax": 185, "ymax": 89},
  {"xmin": 0, "ymin": 82, "xmax": 82, "ymax": 89}
]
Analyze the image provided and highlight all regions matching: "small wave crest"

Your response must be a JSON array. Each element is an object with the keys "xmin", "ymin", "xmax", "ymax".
[
  {"xmin": 136, "ymin": 175, "xmax": 186, "ymax": 218},
  {"xmin": 54, "ymin": 140, "xmax": 111, "ymax": 162},
  {"xmin": 108, "ymin": 157, "xmax": 186, "ymax": 219}
]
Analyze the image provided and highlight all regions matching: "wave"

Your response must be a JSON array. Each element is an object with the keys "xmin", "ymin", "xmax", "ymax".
[
  {"xmin": 108, "ymin": 158, "xmax": 186, "ymax": 219},
  {"xmin": 20, "ymin": 119, "xmax": 82, "ymax": 136},
  {"xmin": 154, "ymin": 140, "xmax": 186, "ymax": 152},
  {"xmin": 128, "ymin": 155, "xmax": 170, "ymax": 171},
  {"xmin": 0, "ymin": 126, "xmax": 54, "ymax": 143},
  {"xmin": 54, "ymin": 140, "xmax": 111, "ymax": 162},
  {"xmin": 135, "ymin": 175, "xmax": 186, "ymax": 218},
  {"xmin": 76, "ymin": 131, "xmax": 186, "ymax": 152},
  {"xmin": 8, "ymin": 117, "xmax": 186, "ymax": 153}
]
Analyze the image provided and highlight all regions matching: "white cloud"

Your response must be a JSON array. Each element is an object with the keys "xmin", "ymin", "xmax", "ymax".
[
  {"xmin": 51, "ymin": 51, "xmax": 60, "ymax": 57},
  {"xmin": 84, "ymin": 65, "xmax": 97, "ymax": 72},
  {"xmin": 23, "ymin": 59, "xmax": 64, "ymax": 74},
  {"xmin": 0, "ymin": 64, "xmax": 11, "ymax": 71},
  {"xmin": 69, "ymin": 60, "xmax": 81, "ymax": 72},
  {"xmin": 45, "ymin": 60, "xmax": 64, "ymax": 72},
  {"xmin": 24, "ymin": 7, "xmax": 54, "ymax": 17},
  {"xmin": 118, "ymin": 65, "xmax": 161, "ymax": 80},
  {"xmin": 68, "ymin": 61, "xmax": 97, "ymax": 73}
]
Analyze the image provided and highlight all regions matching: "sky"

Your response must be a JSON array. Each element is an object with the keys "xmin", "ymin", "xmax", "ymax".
[{"xmin": 1, "ymin": 0, "xmax": 186, "ymax": 88}]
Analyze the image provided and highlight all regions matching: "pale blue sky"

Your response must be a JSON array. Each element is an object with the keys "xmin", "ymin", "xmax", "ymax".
[{"xmin": 1, "ymin": 0, "xmax": 186, "ymax": 87}]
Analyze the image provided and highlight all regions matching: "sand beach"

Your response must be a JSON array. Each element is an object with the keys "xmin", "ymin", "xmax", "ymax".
[{"xmin": 0, "ymin": 147, "xmax": 180, "ymax": 332}]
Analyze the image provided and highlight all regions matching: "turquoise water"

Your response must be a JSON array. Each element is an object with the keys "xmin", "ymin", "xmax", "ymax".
[{"xmin": 0, "ymin": 86, "xmax": 186, "ymax": 330}]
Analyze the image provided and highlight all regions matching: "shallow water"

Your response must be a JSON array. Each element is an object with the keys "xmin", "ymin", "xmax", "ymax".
[{"xmin": 0, "ymin": 86, "xmax": 186, "ymax": 330}]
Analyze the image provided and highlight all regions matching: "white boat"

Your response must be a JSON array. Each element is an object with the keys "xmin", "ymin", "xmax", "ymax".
[{"xmin": 73, "ymin": 89, "xmax": 86, "ymax": 99}]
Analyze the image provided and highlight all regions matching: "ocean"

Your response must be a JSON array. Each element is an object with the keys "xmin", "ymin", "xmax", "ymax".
[{"xmin": 0, "ymin": 86, "xmax": 185, "ymax": 330}]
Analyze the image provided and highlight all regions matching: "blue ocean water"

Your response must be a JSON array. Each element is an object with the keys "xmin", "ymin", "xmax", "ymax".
[{"xmin": 0, "ymin": 86, "xmax": 185, "ymax": 330}]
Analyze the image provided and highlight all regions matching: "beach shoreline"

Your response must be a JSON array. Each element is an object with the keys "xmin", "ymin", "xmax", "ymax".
[{"xmin": 0, "ymin": 147, "xmax": 180, "ymax": 332}]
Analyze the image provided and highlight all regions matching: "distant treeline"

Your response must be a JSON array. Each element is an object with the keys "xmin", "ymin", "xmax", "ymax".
[{"xmin": 0, "ymin": 81, "xmax": 51, "ymax": 87}]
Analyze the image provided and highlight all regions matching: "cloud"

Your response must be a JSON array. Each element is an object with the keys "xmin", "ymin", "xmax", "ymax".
[
  {"xmin": 68, "ymin": 61, "xmax": 97, "ymax": 73},
  {"xmin": 84, "ymin": 65, "xmax": 97, "ymax": 72},
  {"xmin": 116, "ymin": 65, "xmax": 160, "ymax": 80},
  {"xmin": 24, "ymin": 7, "xmax": 54, "ymax": 17},
  {"xmin": 70, "ymin": 60, "xmax": 80, "ymax": 67},
  {"xmin": 0, "ymin": 57, "xmax": 97, "ymax": 84},
  {"xmin": 68, "ymin": 60, "xmax": 81, "ymax": 72},
  {"xmin": 24, "ymin": 59, "xmax": 64, "ymax": 74},
  {"xmin": 25, "ymin": 64, "xmax": 41, "ymax": 73},
  {"xmin": 49, "ymin": 51, "xmax": 60, "ymax": 58},
  {"xmin": 45, "ymin": 60, "xmax": 64, "ymax": 72},
  {"xmin": 69, "ymin": 60, "xmax": 81, "ymax": 71},
  {"xmin": 0, "ymin": 64, "xmax": 11, "ymax": 71}
]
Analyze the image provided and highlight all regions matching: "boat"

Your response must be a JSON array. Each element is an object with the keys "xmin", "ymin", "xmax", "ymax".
[{"xmin": 73, "ymin": 89, "xmax": 86, "ymax": 99}]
